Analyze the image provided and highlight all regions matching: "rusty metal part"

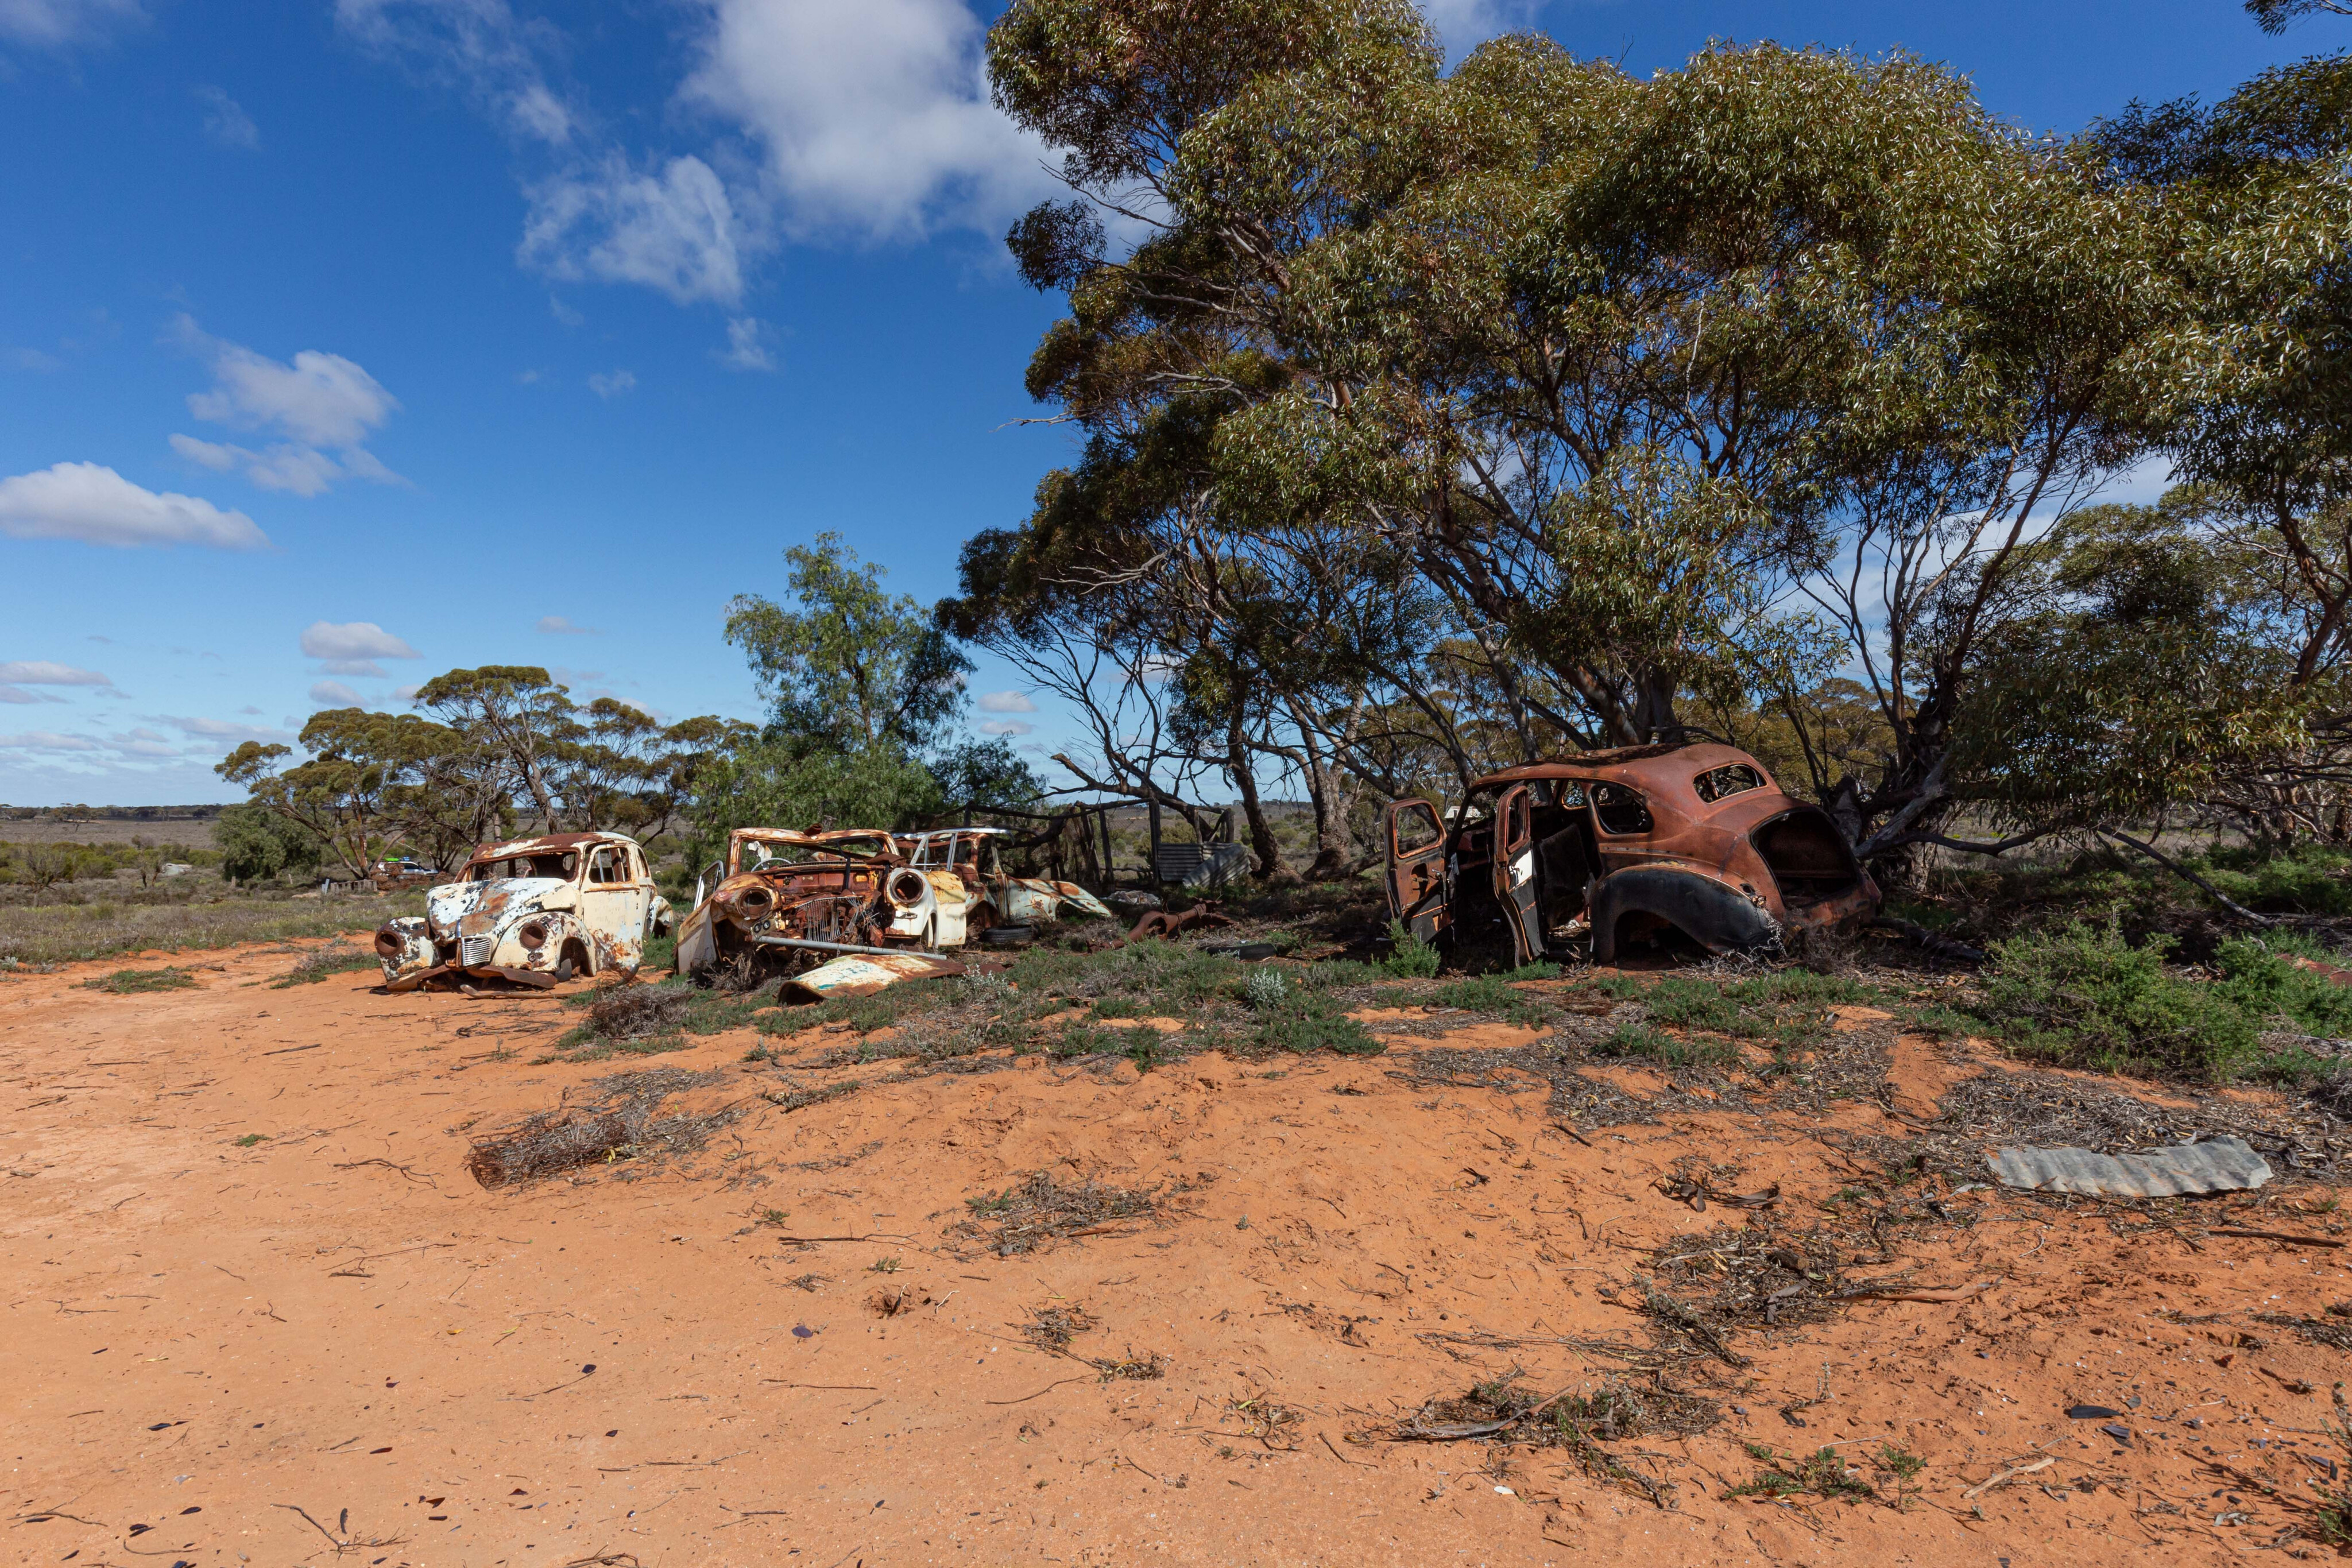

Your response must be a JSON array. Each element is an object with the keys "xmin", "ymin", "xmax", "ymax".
[
  {"xmin": 780, "ymin": 950, "xmax": 966, "ymax": 1002},
  {"xmin": 1125, "ymin": 905, "xmax": 1235, "ymax": 944},
  {"xmin": 385, "ymin": 963, "xmax": 562, "ymax": 993},
  {"xmin": 1384, "ymin": 741, "xmax": 1881, "ymax": 964},
  {"xmin": 751, "ymin": 934, "xmax": 949, "ymax": 960}
]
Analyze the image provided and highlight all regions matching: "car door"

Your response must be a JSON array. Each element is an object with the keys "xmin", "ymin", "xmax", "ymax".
[
  {"xmin": 1488, "ymin": 784, "xmax": 1544, "ymax": 964},
  {"xmin": 1383, "ymin": 799, "xmax": 1451, "ymax": 942},
  {"xmin": 578, "ymin": 843, "xmax": 648, "ymax": 970}
]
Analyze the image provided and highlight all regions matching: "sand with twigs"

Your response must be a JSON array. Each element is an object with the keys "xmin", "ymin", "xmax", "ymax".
[{"xmin": 3, "ymin": 939, "xmax": 2350, "ymax": 1566}]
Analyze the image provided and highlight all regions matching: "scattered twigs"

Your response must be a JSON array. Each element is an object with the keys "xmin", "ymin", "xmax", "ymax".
[
  {"xmin": 2209, "ymin": 1226, "xmax": 2345, "ymax": 1249},
  {"xmin": 1960, "ymin": 1455, "xmax": 2054, "ymax": 1500},
  {"xmin": 332, "ymin": 1158, "xmax": 436, "ymax": 1186}
]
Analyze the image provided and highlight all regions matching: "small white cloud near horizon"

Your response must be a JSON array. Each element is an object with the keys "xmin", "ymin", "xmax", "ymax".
[
  {"xmin": 308, "ymin": 679, "xmax": 365, "ymax": 707},
  {"xmin": 586, "ymin": 369, "xmax": 636, "ymax": 399},
  {"xmin": 719, "ymin": 316, "xmax": 775, "ymax": 371},
  {"xmin": 194, "ymin": 84, "xmax": 260, "ymax": 148},
  {"xmin": 391, "ymin": 683, "xmax": 423, "ymax": 703},
  {"xmin": 0, "ymin": 660, "xmax": 112, "ymax": 687},
  {"xmin": 977, "ymin": 718, "xmax": 1033, "ymax": 737},
  {"xmin": 0, "ymin": 729, "xmax": 104, "ymax": 752},
  {"xmin": 0, "ymin": 461, "xmax": 269, "ymax": 549},
  {"xmin": 537, "ymin": 615, "xmax": 601, "ymax": 635},
  {"xmin": 300, "ymin": 620, "xmax": 419, "ymax": 679},
  {"xmin": 148, "ymin": 713, "xmax": 294, "ymax": 745},
  {"xmin": 172, "ymin": 315, "xmax": 403, "ymax": 495},
  {"xmin": 0, "ymin": 0, "xmax": 143, "ymax": 48},
  {"xmin": 977, "ymin": 689, "xmax": 1036, "ymax": 714}
]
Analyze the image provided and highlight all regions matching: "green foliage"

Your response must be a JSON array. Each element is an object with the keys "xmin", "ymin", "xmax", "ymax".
[
  {"xmin": 1728, "ymin": 1446, "xmax": 1875, "ymax": 1501},
  {"xmin": 271, "ymin": 945, "xmax": 378, "ymax": 987},
  {"xmin": 84, "ymin": 967, "xmax": 198, "ymax": 994},
  {"xmin": 216, "ymin": 803, "xmax": 324, "ymax": 884},
  {"xmin": 1976, "ymin": 922, "xmax": 2262, "ymax": 1079},
  {"xmin": 1382, "ymin": 920, "xmax": 1441, "ymax": 978},
  {"xmin": 1426, "ymin": 971, "xmax": 1554, "ymax": 1025},
  {"xmin": 233, "ymin": 1133, "xmax": 266, "ymax": 1148},
  {"xmin": 1592, "ymin": 1021, "xmax": 1739, "ymax": 1070},
  {"xmin": 1252, "ymin": 1000, "xmax": 1383, "ymax": 1056}
]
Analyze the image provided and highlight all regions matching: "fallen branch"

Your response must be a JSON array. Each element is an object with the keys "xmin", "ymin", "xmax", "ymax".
[
  {"xmin": 1835, "ymin": 1279, "xmax": 1999, "ymax": 1304},
  {"xmin": 1961, "ymin": 1456, "xmax": 2053, "ymax": 1499},
  {"xmin": 2209, "ymin": 1226, "xmax": 2345, "ymax": 1249}
]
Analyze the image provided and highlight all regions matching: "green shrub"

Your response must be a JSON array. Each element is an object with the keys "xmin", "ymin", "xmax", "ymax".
[
  {"xmin": 1591, "ymin": 1020, "xmax": 1738, "ymax": 1068},
  {"xmin": 1977, "ymin": 921, "xmax": 2261, "ymax": 1080},
  {"xmin": 84, "ymin": 966, "xmax": 198, "ymax": 994},
  {"xmin": 1255, "ymin": 1006, "xmax": 1383, "ymax": 1056},
  {"xmin": 1381, "ymin": 920, "xmax": 1441, "ymax": 978},
  {"xmin": 1427, "ymin": 971, "xmax": 1553, "ymax": 1025}
]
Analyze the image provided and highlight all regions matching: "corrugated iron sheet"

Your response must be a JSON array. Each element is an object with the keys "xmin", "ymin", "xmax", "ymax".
[{"xmin": 1990, "ymin": 1135, "xmax": 2272, "ymax": 1197}]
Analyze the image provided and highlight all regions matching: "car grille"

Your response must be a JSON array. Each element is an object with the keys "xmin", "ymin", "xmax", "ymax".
[{"xmin": 461, "ymin": 936, "xmax": 495, "ymax": 967}]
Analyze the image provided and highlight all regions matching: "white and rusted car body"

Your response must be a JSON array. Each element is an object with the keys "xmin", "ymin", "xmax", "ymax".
[
  {"xmin": 675, "ymin": 824, "xmax": 1111, "ymax": 983},
  {"xmin": 374, "ymin": 831, "xmax": 673, "ymax": 992}
]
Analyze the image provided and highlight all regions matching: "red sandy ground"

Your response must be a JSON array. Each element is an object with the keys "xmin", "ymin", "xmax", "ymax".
[{"xmin": 3, "ymin": 940, "xmax": 2350, "ymax": 1568}]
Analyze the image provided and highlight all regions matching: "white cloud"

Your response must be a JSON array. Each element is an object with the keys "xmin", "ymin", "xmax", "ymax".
[
  {"xmin": 391, "ymin": 684, "xmax": 423, "ymax": 703},
  {"xmin": 0, "ymin": 660, "xmax": 111, "ymax": 686},
  {"xmin": 10, "ymin": 347, "xmax": 64, "ymax": 371},
  {"xmin": 148, "ymin": 713, "xmax": 294, "ymax": 744},
  {"xmin": 308, "ymin": 680, "xmax": 365, "ymax": 707},
  {"xmin": 194, "ymin": 84, "xmax": 260, "ymax": 149},
  {"xmin": 0, "ymin": 729, "xmax": 103, "ymax": 752},
  {"xmin": 977, "ymin": 689, "xmax": 1037, "ymax": 714},
  {"xmin": 718, "ymin": 315, "xmax": 775, "ymax": 371},
  {"xmin": 0, "ymin": 687, "xmax": 43, "ymax": 704},
  {"xmin": 334, "ymin": 0, "xmax": 574, "ymax": 145},
  {"xmin": 536, "ymin": 614, "xmax": 600, "ymax": 635},
  {"xmin": 0, "ymin": 0, "xmax": 141, "ymax": 48},
  {"xmin": 172, "ymin": 316, "xmax": 403, "ymax": 495},
  {"xmin": 521, "ymin": 154, "xmax": 744, "ymax": 305},
  {"xmin": 548, "ymin": 295, "xmax": 582, "ymax": 327},
  {"xmin": 107, "ymin": 727, "xmax": 180, "ymax": 758},
  {"xmin": 977, "ymin": 718, "xmax": 1034, "ymax": 737},
  {"xmin": 0, "ymin": 462, "xmax": 269, "ymax": 549},
  {"xmin": 686, "ymin": 0, "xmax": 1058, "ymax": 244},
  {"xmin": 299, "ymin": 621, "xmax": 419, "ymax": 680},
  {"xmin": 586, "ymin": 369, "xmax": 636, "ymax": 399},
  {"xmin": 1421, "ymin": 0, "xmax": 1544, "ymax": 57}
]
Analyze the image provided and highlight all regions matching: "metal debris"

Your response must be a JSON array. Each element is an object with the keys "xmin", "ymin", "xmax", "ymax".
[
  {"xmin": 780, "ymin": 951, "xmax": 965, "ymax": 1003},
  {"xmin": 1989, "ymin": 1135, "xmax": 2273, "ymax": 1197}
]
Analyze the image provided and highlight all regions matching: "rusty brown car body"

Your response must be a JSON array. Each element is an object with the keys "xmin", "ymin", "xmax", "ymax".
[{"xmin": 1383, "ymin": 742, "xmax": 1880, "ymax": 965}]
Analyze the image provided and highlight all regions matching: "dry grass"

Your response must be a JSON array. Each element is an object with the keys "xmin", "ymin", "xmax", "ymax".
[
  {"xmin": 272, "ymin": 943, "xmax": 380, "ymax": 987},
  {"xmin": 83, "ymin": 966, "xmax": 200, "ymax": 994},
  {"xmin": 0, "ymin": 889, "xmax": 416, "ymax": 969},
  {"xmin": 950, "ymin": 1171, "xmax": 1170, "ymax": 1257},
  {"xmin": 465, "ymin": 1068, "xmax": 740, "ymax": 1188}
]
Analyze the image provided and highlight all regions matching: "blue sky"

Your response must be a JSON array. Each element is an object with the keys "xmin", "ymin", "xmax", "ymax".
[{"xmin": 0, "ymin": 0, "xmax": 2331, "ymax": 807}]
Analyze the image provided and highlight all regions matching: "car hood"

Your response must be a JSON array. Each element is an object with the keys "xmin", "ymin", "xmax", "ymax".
[{"xmin": 427, "ymin": 877, "xmax": 571, "ymax": 933}]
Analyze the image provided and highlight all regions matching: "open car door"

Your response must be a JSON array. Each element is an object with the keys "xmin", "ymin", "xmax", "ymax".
[
  {"xmin": 1383, "ymin": 799, "xmax": 1451, "ymax": 943},
  {"xmin": 1490, "ymin": 784, "xmax": 1544, "ymax": 965}
]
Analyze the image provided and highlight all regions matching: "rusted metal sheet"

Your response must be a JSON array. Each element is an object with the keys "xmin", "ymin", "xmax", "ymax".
[
  {"xmin": 1990, "ymin": 1136, "xmax": 2273, "ymax": 1197},
  {"xmin": 780, "ymin": 951, "xmax": 965, "ymax": 1002},
  {"xmin": 1384, "ymin": 742, "xmax": 1882, "ymax": 964}
]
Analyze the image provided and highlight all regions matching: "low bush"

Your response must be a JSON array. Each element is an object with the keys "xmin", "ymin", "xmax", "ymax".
[{"xmin": 1975, "ymin": 922, "xmax": 2261, "ymax": 1080}]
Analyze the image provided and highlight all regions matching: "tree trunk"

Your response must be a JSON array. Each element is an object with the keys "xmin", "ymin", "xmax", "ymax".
[{"xmin": 1227, "ymin": 706, "xmax": 1295, "ymax": 882}]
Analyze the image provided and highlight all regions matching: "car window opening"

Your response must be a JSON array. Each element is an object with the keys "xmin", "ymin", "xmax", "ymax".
[
  {"xmin": 1693, "ymin": 763, "xmax": 1764, "ymax": 803},
  {"xmin": 1592, "ymin": 783, "xmax": 1653, "ymax": 835}
]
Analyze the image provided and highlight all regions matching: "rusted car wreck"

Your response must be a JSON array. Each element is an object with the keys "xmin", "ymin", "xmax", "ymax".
[
  {"xmin": 373, "ymin": 831, "xmax": 674, "ymax": 991},
  {"xmin": 1383, "ymin": 743, "xmax": 1879, "ymax": 965},
  {"xmin": 675, "ymin": 825, "xmax": 1112, "ymax": 993}
]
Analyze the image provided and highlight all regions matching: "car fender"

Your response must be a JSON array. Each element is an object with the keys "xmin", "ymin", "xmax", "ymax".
[{"xmin": 1590, "ymin": 865, "xmax": 1780, "ymax": 963}]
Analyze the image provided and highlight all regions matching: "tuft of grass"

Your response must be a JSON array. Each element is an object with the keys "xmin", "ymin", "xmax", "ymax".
[
  {"xmin": 233, "ymin": 1133, "xmax": 266, "ymax": 1148},
  {"xmin": 83, "ymin": 966, "xmax": 198, "ymax": 994},
  {"xmin": 1727, "ymin": 1444, "xmax": 1875, "ymax": 1502},
  {"xmin": 1426, "ymin": 970, "xmax": 1556, "ymax": 1026},
  {"xmin": 1592, "ymin": 1020, "xmax": 1738, "ymax": 1070},
  {"xmin": 272, "ymin": 943, "xmax": 379, "ymax": 987},
  {"xmin": 1381, "ymin": 919, "xmax": 1442, "ymax": 978}
]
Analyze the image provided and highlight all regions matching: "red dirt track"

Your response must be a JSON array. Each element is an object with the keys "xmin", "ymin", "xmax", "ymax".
[{"xmin": 4, "ymin": 940, "xmax": 2350, "ymax": 1566}]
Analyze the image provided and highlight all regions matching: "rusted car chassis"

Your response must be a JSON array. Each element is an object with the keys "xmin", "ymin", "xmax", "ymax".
[
  {"xmin": 1384, "ymin": 743, "xmax": 1880, "ymax": 965},
  {"xmin": 674, "ymin": 827, "xmax": 1112, "ymax": 985}
]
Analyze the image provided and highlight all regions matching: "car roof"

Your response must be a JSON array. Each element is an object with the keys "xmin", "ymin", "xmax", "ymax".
[
  {"xmin": 467, "ymin": 830, "xmax": 637, "ymax": 863},
  {"xmin": 1466, "ymin": 742, "xmax": 1772, "ymax": 795}
]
